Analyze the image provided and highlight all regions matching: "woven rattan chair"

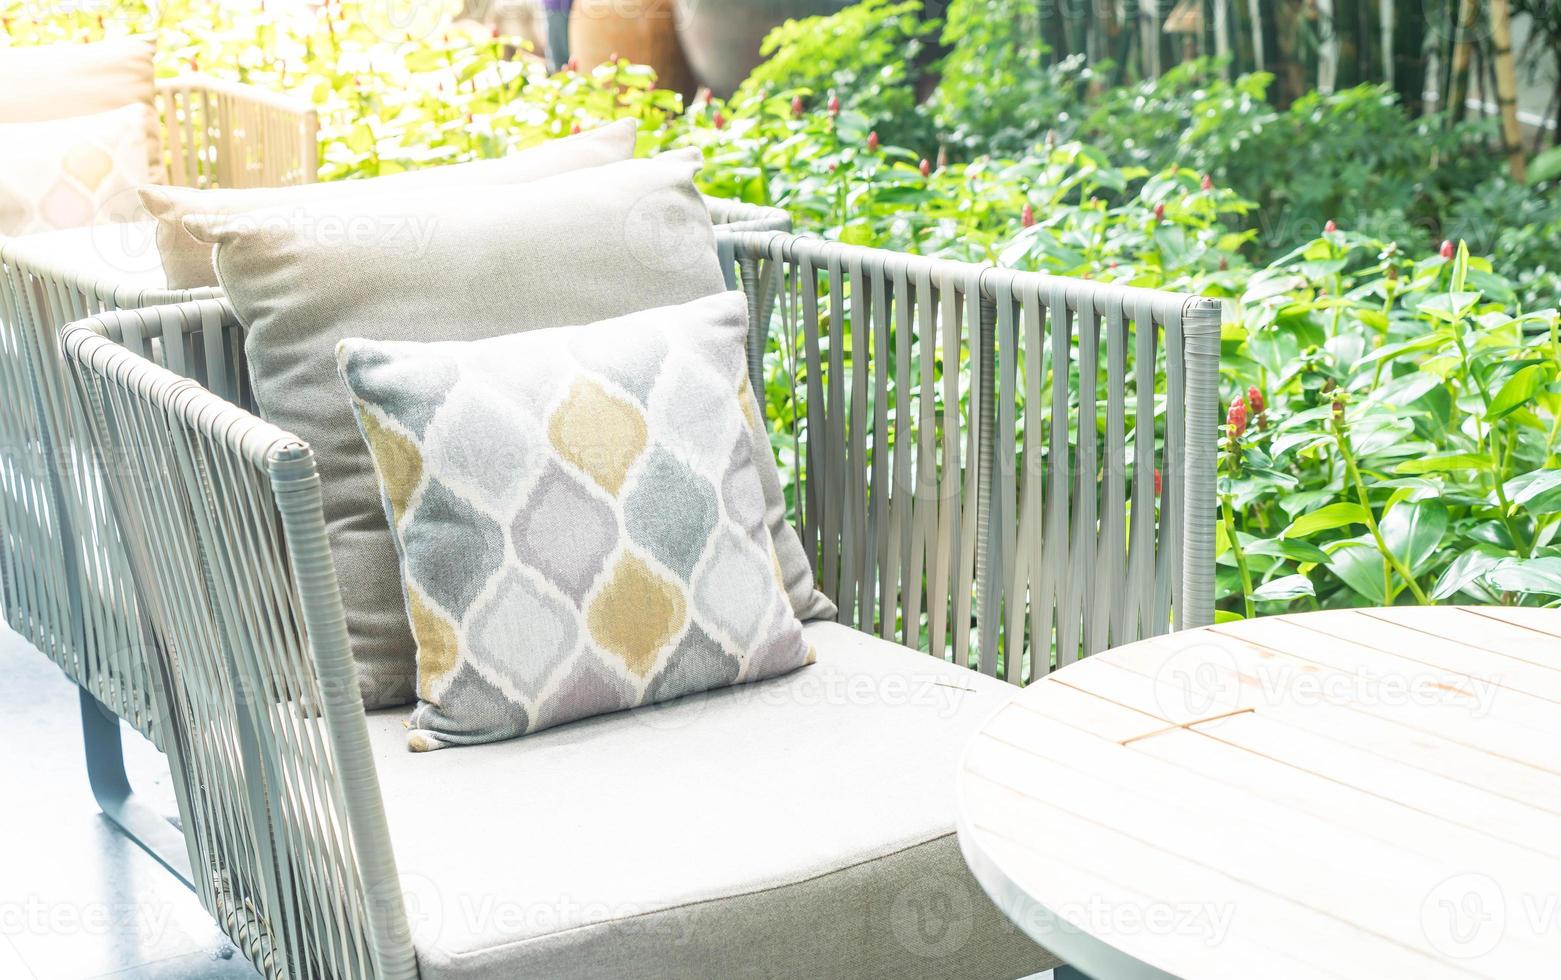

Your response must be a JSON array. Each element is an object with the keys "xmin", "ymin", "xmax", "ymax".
[
  {"xmin": 0, "ymin": 191, "xmax": 789, "ymax": 884},
  {"xmin": 0, "ymin": 71, "xmax": 319, "ymax": 881},
  {"xmin": 56, "ymin": 231, "xmax": 1220, "ymax": 979}
]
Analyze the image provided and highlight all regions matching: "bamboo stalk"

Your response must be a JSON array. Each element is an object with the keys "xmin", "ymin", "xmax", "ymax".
[
  {"xmin": 1213, "ymin": 0, "xmax": 1230, "ymax": 76},
  {"xmin": 1247, "ymin": 0, "xmax": 1264, "ymax": 71},
  {"xmin": 1490, "ymin": 0, "xmax": 1527, "ymax": 179},
  {"xmin": 1447, "ymin": 0, "xmax": 1481, "ymax": 122},
  {"xmin": 1318, "ymin": 0, "xmax": 1337, "ymax": 93}
]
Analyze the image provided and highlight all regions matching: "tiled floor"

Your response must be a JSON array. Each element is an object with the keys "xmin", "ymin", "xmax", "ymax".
[{"xmin": 0, "ymin": 623, "xmax": 258, "ymax": 979}]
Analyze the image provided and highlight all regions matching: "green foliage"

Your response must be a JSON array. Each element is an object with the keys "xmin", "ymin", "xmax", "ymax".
[
  {"xmin": 925, "ymin": 0, "xmax": 1094, "ymax": 158},
  {"xmin": 9, "ymin": 0, "xmax": 1559, "ymax": 611},
  {"xmin": 734, "ymin": 0, "xmax": 935, "ymax": 153},
  {"xmin": 1220, "ymin": 236, "xmax": 1561, "ymax": 611}
]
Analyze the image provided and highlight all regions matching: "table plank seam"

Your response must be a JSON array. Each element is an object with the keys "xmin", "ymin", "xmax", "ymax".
[
  {"xmin": 1118, "ymin": 707, "xmax": 1255, "ymax": 746},
  {"xmin": 1286, "ymin": 613, "xmax": 1561, "ymax": 707},
  {"xmin": 1354, "ymin": 607, "xmax": 1561, "ymax": 673}
]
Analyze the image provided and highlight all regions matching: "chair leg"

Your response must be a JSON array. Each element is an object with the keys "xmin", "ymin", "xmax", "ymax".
[{"xmin": 79, "ymin": 687, "xmax": 194, "ymax": 889}]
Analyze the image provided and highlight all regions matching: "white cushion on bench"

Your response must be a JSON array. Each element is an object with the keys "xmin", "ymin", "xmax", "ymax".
[{"xmin": 366, "ymin": 621, "xmax": 1056, "ymax": 980}]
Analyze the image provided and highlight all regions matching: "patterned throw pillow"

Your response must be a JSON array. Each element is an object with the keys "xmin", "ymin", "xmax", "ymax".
[
  {"xmin": 0, "ymin": 105, "xmax": 154, "ymax": 236},
  {"xmin": 338, "ymin": 292, "xmax": 816, "ymax": 750}
]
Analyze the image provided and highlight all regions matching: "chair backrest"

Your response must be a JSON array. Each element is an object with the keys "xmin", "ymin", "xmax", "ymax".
[
  {"xmin": 724, "ymin": 232, "xmax": 1221, "ymax": 680},
  {"xmin": 155, "ymin": 75, "xmax": 321, "ymax": 189},
  {"xmin": 0, "ymin": 198, "xmax": 789, "ymax": 748},
  {"xmin": 58, "ymin": 231, "xmax": 1216, "ymax": 979}
]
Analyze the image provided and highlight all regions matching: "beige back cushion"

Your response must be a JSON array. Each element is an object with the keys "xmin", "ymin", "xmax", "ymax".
[
  {"xmin": 0, "ymin": 37, "xmax": 161, "ymax": 180},
  {"xmin": 183, "ymin": 149, "xmax": 731, "ymax": 708},
  {"xmin": 139, "ymin": 118, "xmax": 638, "ymax": 289}
]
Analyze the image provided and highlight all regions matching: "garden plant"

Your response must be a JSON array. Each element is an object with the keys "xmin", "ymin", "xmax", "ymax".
[{"xmin": 4, "ymin": 0, "xmax": 1558, "ymax": 616}]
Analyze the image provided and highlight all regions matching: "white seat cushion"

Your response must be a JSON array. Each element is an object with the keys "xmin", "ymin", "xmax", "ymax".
[
  {"xmin": 1, "ymin": 220, "xmax": 171, "ymax": 293},
  {"xmin": 367, "ymin": 621, "xmax": 1056, "ymax": 979}
]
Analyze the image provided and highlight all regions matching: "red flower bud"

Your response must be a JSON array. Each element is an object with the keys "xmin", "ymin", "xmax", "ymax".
[
  {"xmin": 1440, "ymin": 240, "xmax": 1455, "ymax": 259},
  {"xmin": 1154, "ymin": 468, "xmax": 1162, "ymax": 496},
  {"xmin": 791, "ymin": 95, "xmax": 804, "ymax": 117},
  {"xmin": 1200, "ymin": 174, "xmax": 1213, "ymax": 191},
  {"xmin": 827, "ymin": 93, "xmax": 840, "ymax": 116},
  {"xmin": 565, "ymin": 57, "xmax": 578, "ymax": 72},
  {"xmin": 712, "ymin": 110, "xmax": 726, "ymax": 130},
  {"xmin": 570, "ymin": 122, "xmax": 581, "ymax": 135},
  {"xmin": 1247, "ymin": 386, "xmax": 1264, "ymax": 414},
  {"xmin": 491, "ymin": 24, "xmax": 500, "ymax": 37},
  {"xmin": 1218, "ymin": 256, "xmax": 1228, "ymax": 270},
  {"xmin": 919, "ymin": 158, "xmax": 931, "ymax": 178},
  {"xmin": 1227, "ymin": 397, "xmax": 1248, "ymax": 439},
  {"xmin": 609, "ymin": 51, "xmax": 620, "ymax": 63},
  {"xmin": 1021, "ymin": 203, "xmax": 1035, "ymax": 227},
  {"xmin": 696, "ymin": 86, "xmax": 711, "ymax": 104},
  {"xmin": 1324, "ymin": 219, "xmax": 1338, "ymax": 233},
  {"xmin": 867, "ymin": 130, "xmax": 879, "ymax": 152},
  {"xmin": 1153, "ymin": 202, "xmax": 1166, "ymax": 221}
]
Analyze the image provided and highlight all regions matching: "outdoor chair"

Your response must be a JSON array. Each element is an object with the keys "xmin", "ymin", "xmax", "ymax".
[
  {"xmin": 57, "ymin": 230, "xmax": 1220, "ymax": 978},
  {"xmin": 0, "ymin": 64, "xmax": 319, "ymax": 869},
  {"xmin": 0, "ymin": 186, "xmax": 789, "ymax": 881}
]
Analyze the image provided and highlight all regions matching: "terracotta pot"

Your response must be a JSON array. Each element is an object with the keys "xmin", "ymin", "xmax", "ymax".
[
  {"xmin": 672, "ymin": 0, "xmax": 856, "ymax": 97},
  {"xmin": 569, "ymin": 0, "xmax": 697, "ymax": 97}
]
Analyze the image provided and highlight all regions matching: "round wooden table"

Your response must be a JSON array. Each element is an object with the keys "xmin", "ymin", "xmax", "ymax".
[{"xmin": 955, "ymin": 606, "xmax": 1561, "ymax": 980}]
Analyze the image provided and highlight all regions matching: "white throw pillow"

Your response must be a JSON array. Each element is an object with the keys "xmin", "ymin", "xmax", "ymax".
[
  {"xmin": 0, "ymin": 37, "xmax": 161, "ymax": 180},
  {"xmin": 0, "ymin": 105, "xmax": 155, "ymax": 236}
]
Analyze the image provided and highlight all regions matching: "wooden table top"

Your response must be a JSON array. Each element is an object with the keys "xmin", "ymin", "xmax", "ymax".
[{"xmin": 955, "ymin": 606, "xmax": 1561, "ymax": 980}]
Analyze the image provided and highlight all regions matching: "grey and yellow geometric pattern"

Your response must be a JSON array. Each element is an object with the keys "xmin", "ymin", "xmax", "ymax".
[{"xmin": 337, "ymin": 292, "xmax": 815, "ymax": 750}]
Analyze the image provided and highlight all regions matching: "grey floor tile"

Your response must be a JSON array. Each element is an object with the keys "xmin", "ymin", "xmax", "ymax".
[{"xmin": 0, "ymin": 624, "xmax": 254, "ymax": 980}]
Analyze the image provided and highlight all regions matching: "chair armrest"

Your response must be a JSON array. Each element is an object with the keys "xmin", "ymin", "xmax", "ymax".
[
  {"xmin": 62, "ymin": 305, "xmax": 416, "ymax": 980},
  {"xmin": 156, "ymin": 74, "xmax": 320, "ymax": 189},
  {"xmin": 705, "ymin": 195, "xmax": 791, "ymax": 234}
]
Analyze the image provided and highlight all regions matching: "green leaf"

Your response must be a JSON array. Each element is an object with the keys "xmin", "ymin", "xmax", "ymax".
[
  {"xmin": 1251, "ymin": 574, "xmax": 1316, "ymax": 602},
  {"xmin": 1380, "ymin": 499, "xmax": 1447, "ymax": 574},
  {"xmin": 1244, "ymin": 537, "xmax": 1332, "ymax": 564},
  {"xmin": 1280, "ymin": 502, "xmax": 1371, "ymax": 539},
  {"xmin": 1327, "ymin": 538, "xmax": 1387, "ymax": 603},
  {"xmin": 1394, "ymin": 453, "xmax": 1493, "ymax": 474},
  {"xmin": 1432, "ymin": 547, "xmax": 1507, "ymax": 601},
  {"xmin": 1485, "ymin": 557, "xmax": 1561, "ymax": 597},
  {"xmin": 1508, "ymin": 469, "xmax": 1561, "ymax": 509},
  {"xmin": 1530, "ymin": 144, "xmax": 1561, "ymax": 185},
  {"xmin": 1487, "ymin": 364, "xmax": 1550, "ymax": 421}
]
